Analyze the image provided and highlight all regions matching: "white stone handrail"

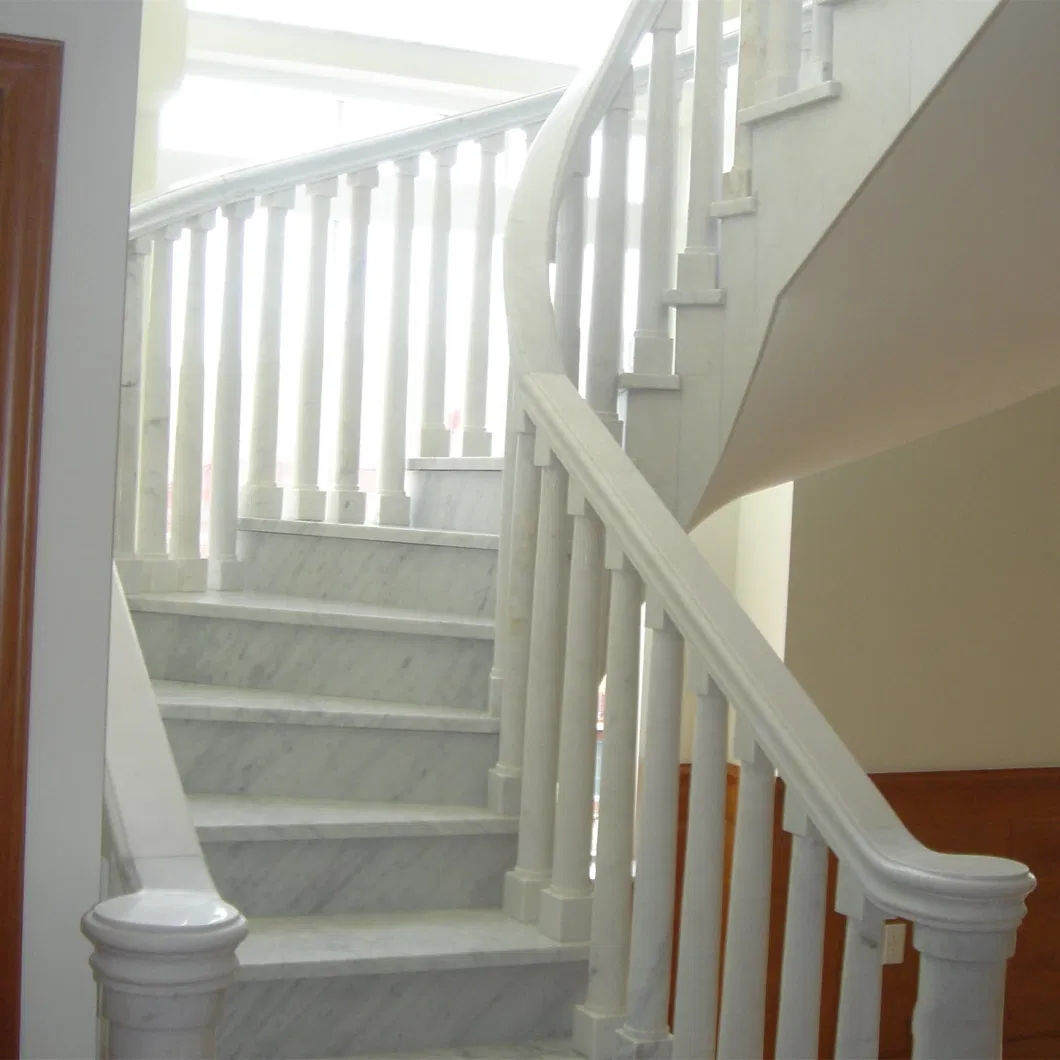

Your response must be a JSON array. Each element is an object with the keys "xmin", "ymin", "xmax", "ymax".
[
  {"xmin": 83, "ymin": 569, "xmax": 247, "ymax": 1059},
  {"xmin": 494, "ymin": 0, "xmax": 1035, "ymax": 1056}
]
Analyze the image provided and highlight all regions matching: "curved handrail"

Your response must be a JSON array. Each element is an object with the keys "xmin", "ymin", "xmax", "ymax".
[
  {"xmin": 501, "ymin": 0, "xmax": 1033, "ymax": 929},
  {"xmin": 130, "ymin": 46, "xmax": 702, "ymax": 239}
]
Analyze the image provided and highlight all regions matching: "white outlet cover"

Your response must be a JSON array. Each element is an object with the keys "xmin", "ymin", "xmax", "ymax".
[{"xmin": 882, "ymin": 921, "xmax": 907, "ymax": 965}]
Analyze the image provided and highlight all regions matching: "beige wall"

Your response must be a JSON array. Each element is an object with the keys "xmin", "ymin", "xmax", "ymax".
[{"xmin": 785, "ymin": 385, "xmax": 1060, "ymax": 774}]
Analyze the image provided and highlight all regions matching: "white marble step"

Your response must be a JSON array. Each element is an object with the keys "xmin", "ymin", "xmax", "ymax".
[
  {"xmin": 237, "ymin": 520, "xmax": 498, "ymax": 618},
  {"xmin": 158, "ymin": 684, "xmax": 499, "ymax": 806},
  {"xmin": 220, "ymin": 910, "xmax": 588, "ymax": 1058},
  {"xmin": 348, "ymin": 1042, "xmax": 580, "ymax": 1059},
  {"xmin": 408, "ymin": 457, "xmax": 505, "ymax": 534},
  {"xmin": 193, "ymin": 796, "xmax": 517, "ymax": 917},
  {"xmin": 131, "ymin": 593, "xmax": 493, "ymax": 709}
]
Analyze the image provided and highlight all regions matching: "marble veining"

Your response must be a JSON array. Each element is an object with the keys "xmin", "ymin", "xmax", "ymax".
[
  {"xmin": 155, "ymin": 682, "xmax": 498, "ymax": 732},
  {"xmin": 409, "ymin": 469, "xmax": 504, "ymax": 535},
  {"xmin": 237, "ymin": 532, "xmax": 497, "ymax": 617},
  {"xmin": 165, "ymin": 716, "xmax": 498, "ymax": 805},
  {"xmin": 238, "ymin": 518, "xmax": 498, "ymax": 551},
  {"xmin": 134, "ymin": 612, "xmax": 492, "ymax": 709}
]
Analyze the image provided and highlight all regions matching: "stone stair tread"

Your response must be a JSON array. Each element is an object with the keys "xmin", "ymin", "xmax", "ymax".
[
  {"xmin": 239, "ymin": 517, "xmax": 498, "ymax": 551},
  {"xmin": 349, "ymin": 1043, "xmax": 580, "ymax": 1059},
  {"xmin": 236, "ymin": 909, "xmax": 589, "ymax": 981},
  {"xmin": 190, "ymin": 794, "xmax": 517, "ymax": 841},
  {"xmin": 127, "ymin": 590, "xmax": 494, "ymax": 640},
  {"xmin": 155, "ymin": 682, "xmax": 500, "ymax": 732}
]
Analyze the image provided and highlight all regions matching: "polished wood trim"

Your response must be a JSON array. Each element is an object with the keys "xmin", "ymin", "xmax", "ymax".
[
  {"xmin": 0, "ymin": 32, "xmax": 63, "ymax": 1057},
  {"xmin": 673, "ymin": 765, "xmax": 1060, "ymax": 1058}
]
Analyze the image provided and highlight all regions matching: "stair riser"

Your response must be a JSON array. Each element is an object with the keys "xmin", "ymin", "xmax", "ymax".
[
  {"xmin": 409, "ymin": 469, "xmax": 503, "ymax": 534},
  {"xmin": 133, "ymin": 612, "xmax": 492, "ymax": 710},
  {"xmin": 166, "ymin": 718, "xmax": 498, "ymax": 805},
  {"xmin": 202, "ymin": 832, "xmax": 517, "ymax": 917},
  {"xmin": 237, "ymin": 531, "xmax": 496, "ymax": 617},
  {"xmin": 219, "ymin": 962, "xmax": 587, "ymax": 1059}
]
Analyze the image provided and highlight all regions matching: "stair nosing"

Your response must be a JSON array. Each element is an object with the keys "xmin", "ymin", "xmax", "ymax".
[{"xmin": 128, "ymin": 590, "xmax": 494, "ymax": 641}]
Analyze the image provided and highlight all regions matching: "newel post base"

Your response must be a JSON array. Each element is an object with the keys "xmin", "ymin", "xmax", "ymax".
[{"xmin": 82, "ymin": 889, "xmax": 247, "ymax": 1060}]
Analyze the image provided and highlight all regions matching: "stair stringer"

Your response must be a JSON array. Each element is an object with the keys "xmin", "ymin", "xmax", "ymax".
[{"xmin": 673, "ymin": 0, "xmax": 1003, "ymax": 528}]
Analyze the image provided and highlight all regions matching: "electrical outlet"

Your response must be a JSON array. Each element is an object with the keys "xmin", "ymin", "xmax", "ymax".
[{"xmin": 882, "ymin": 921, "xmax": 907, "ymax": 965}]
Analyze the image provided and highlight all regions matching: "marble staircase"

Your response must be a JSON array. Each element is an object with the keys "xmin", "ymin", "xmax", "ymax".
[{"xmin": 126, "ymin": 460, "xmax": 585, "ymax": 1059}]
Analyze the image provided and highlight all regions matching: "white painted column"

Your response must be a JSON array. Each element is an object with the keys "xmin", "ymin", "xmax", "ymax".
[
  {"xmin": 717, "ymin": 723, "xmax": 775, "ymax": 1060},
  {"xmin": 677, "ymin": 0, "xmax": 724, "ymax": 293},
  {"xmin": 774, "ymin": 791, "xmax": 829, "ymax": 1058},
  {"xmin": 284, "ymin": 179, "xmax": 338, "ymax": 522},
  {"xmin": 671, "ymin": 673, "xmax": 728, "ymax": 1060},
  {"xmin": 803, "ymin": 0, "xmax": 836, "ymax": 87},
  {"xmin": 208, "ymin": 199, "xmax": 254, "ymax": 591},
  {"xmin": 585, "ymin": 74, "xmax": 633, "ymax": 438},
  {"xmin": 503, "ymin": 440, "xmax": 569, "ymax": 922},
  {"xmin": 539, "ymin": 488, "xmax": 605, "ymax": 943},
  {"xmin": 725, "ymin": 0, "xmax": 765, "ymax": 200},
  {"xmin": 615, "ymin": 600, "xmax": 684, "ymax": 1059},
  {"xmin": 573, "ymin": 545, "xmax": 643, "ymax": 1060},
  {"xmin": 114, "ymin": 237, "xmax": 151, "ymax": 588},
  {"xmin": 632, "ymin": 0, "xmax": 683, "ymax": 375},
  {"xmin": 554, "ymin": 139, "xmax": 591, "ymax": 385},
  {"xmin": 136, "ymin": 226, "xmax": 182, "ymax": 591},
  {"xmin": 169, "ymin": 211, "xmax": 216, "ymax": 591},
  {"xmin": 458, "ymin": 133, "xmax": 506, "ymax": 456},
  {"xmin": 833, "ymin": 869, "xmax": 885, "ymax": 1060},
  {"xmin": 374, "ymin": 156, "xmax": 419, "ymax": 526},
  {"xmin": 758, "ymin": 0, "xmax": 803, "ymax": 100},
  {"xmin": 488, "ymin": 414, "xmax": 540, "ymax": 815},
  {"xmin": 419, "ymin": 147, "xmax": 457, "ymax": 458},
  {"xmin": 241, "ymin": 189, "xmax": 294, "ymax": 520},
  {"xmin": 82, "ymin": 889, "xmax": 247, "ymax": 1060},
  {"xmin": 911, "ymin": 925, "xmax": 1017, "ymax": 1060},
  {"xmin": 326, "ymin": 168, "xmax": 378, "ymax": 524}
]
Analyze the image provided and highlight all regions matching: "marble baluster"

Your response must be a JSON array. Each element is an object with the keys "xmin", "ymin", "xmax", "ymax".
[
  {"xmin": 803, "ymin": 0, "xmax": 835, "ymax": 87},
  {"xmin": 503, "ymin": 438, "xmax": 569, "ymax": 921},
  {"xmin": 717, "ymin": 722, "xmax": 775, "ymax": 1059},
  {"xmin": 758, "ymin": 0, "xmax": 803, "ymax": 100},
  {"xmin": 208, "ymin": 199, "xmax": 255, "ymax": 591},
  {"xmin": 615, "ymin": 600, "xmax": 684, "ymax": 1059},
  {"xmin": 488, "ymin": 412, "xmax": 540, "ymax": 813},
  {"xmin": 114, "ymin": 236, "xmax": 150, "ymax": 590},
  {"xmin": 539, "ymin": 487, "xmax": 605, "ymax": 942},
  {"xmin": 326, "ymin": 168, "xmax": 378, "ymax": 525},
  {"xmin": 458, "ymin": 134, "xmax": 506, "ymax": 456},
  {"xmin": 374, "ymin": 156, "xmax": 419, "ymax": 526},
  {"xmin": 136, "ymin": 225, "xmax": 182, "ymax": 592},
  {"xmin": 632, "ymin": 0, "xmax": 683, "ymax": 374},
  {"xmin": 774, "ymin": 790, "xmax": 829, "ymax": 1058},
  {"xmin": 170, "ymin": 210, "xmax": 216, "ymax": 590},
  {"xmin": 833, "ymin": 869, "xmax": 885, "ymax": 1060},
  {"xmin": 419, "ymin": 147, "xmax": 457, "ymax": 458},
  {"xmin": 573, "ymin": 541, "xmax": 643, "ymax": 1060},
  {"xmin": 241, "ymin": 189, "xmax": 294, "ymax": 520},
  {"xmin": 284, "ymin": 179, "xmax": 338, "ymax": 523},
  {"xmin": 554, "ymin": 139, "xmax": 590, "ymax": 386},
  {"xmin": 585, "ymin": 73, "xmax": 633, "ymax": 439},
  {"xmin": 671, "ymin": 671, "xmax": 728, "ymax": 1060},
  {"xmin": 725, "ymin": 0, "xmax": 765, "ymax": 200}
]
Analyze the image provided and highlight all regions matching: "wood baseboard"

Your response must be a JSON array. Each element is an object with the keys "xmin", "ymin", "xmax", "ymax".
[{"xmin": 672, "ymin": 764, "xmax": 1060, "ymax": 1058}]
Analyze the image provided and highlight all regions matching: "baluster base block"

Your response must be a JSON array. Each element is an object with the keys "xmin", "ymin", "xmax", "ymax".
[
  {"xmin": 370, "ymin": 491, "xmax": 412, "ymax": 528},
  {"xmin": 503, "ymin": 867, "xmax": 550, "ymax": 924},
  {"xmin": 755, "ymin": 73, "xmax": 799, "ymax": 105},
  {"xmin": 283, "ymin": 486, "xmax": 327, "ymax": 523},
  {"xmin": 240, "ymin": 482, "xmax": 283, "ymax": 521},
  {"xmin": 631, "ymin": 333, "xmax": 675, "ymax": 375},
  {"xmin": 419, "ymin": 424, "xmax": 451, "ymax": 459},
  {"xmin": 722, "ymin": 169, "xmax": 752, "ymax": 201},
  {"xmin": 538, "ymin": 887, "xmax": 593, "ymax": 943},
  {"xmin": 173, "ymin": 557, "xmax": 208, "ymax": 592},
  {"xmin": 614, "ymin": 1027, "xmax": 674, "ymax": 1059},
  {"xmin": 675, "ymin": 248, "xmax": 720, "ymax": 293},
  {"xmin": 207, "ymin": 557, "xmax": 244, "ymax": 592},
  {"xmin": 457, "ymin": 426, "xmax": 493, "ymax": 458},
  {"xmin": 800, "ymin": 58, "xmax": 832, "ymax": 89},
  {"xmin": 325, "ymin": 488, "xmax": 367, "ymax": 525},
  {"xmin": 115, "ymin": 557, "xmax": 144, "ymax": 595},
  {"xmin": 573, "ymin": 1006, "xmax": 624, "ymax": 1060},
  {"xmin": 488, "ymin": 766, "xmax": 521, "ymax": 817},
  {"xmin": 138, "ymin": 557, "xmax": 181, "ymax": 594}
]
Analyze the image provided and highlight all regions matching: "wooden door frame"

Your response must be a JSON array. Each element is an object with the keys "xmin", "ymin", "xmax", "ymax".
[{"xmin": 0, "ymin": 32, "xmax": 63, "ymax": 1059}]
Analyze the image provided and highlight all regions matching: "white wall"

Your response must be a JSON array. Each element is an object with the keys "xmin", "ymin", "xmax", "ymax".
[{"xmin": 0, "ymin": 3, "xmax": 142, "ymax": 1056}]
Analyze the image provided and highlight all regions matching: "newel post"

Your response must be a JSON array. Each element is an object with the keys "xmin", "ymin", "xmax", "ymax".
[{"xmin": 82, "ymin": 889, "xmax": 247, "ymax": 1060}]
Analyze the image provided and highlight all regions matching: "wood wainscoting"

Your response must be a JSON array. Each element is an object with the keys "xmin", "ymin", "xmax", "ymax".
[
  {"xmin": 672, "ymin": 765, "xmax": 1060, "ymax": 1058},
  {"xmin": 0, "ymin": 32, "xmax": 63, "ymax": 1058}
]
